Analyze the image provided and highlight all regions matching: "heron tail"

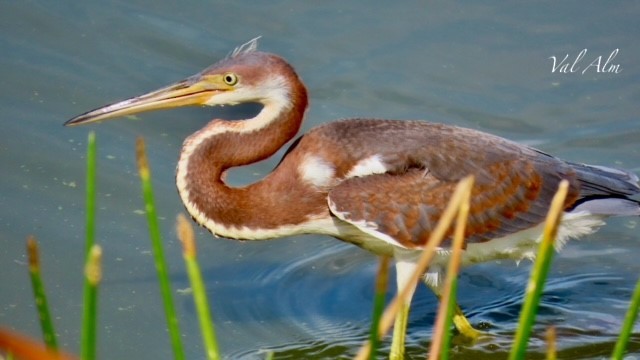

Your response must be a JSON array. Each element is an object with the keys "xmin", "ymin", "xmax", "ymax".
[{"xmin": 568, "ymin": 162, "xmax": 640, "ymax": 216}]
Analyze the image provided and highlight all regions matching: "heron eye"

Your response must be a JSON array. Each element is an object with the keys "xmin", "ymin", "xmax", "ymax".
[{"xmin": 223, "ymin": 73, "xmax": 238, "ymax": 86}]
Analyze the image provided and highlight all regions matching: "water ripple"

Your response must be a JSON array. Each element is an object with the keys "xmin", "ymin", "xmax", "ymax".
[{"xmin": 194, "ymin": 245, "xmax": 638, "ymax": 358}]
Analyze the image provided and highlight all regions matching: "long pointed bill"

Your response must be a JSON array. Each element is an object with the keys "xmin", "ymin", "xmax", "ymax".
[{"xmin": 65, "ymin": 77, "xmax": 223, "ymax": 126}]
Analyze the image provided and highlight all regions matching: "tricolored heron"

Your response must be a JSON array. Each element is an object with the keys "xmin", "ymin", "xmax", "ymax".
[{"xmin": 66, "ymin": 38, "xmax": 640, "ymax": 356}]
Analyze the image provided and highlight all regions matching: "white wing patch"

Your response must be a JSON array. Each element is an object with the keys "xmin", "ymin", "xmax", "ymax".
[
  {"xmin": 328, "ymin": 198, "xmax": 406, "ymax": 249},
  {"xmin": 345, "ymin": 154, "xmax": 388, "ymax": 178},
  {"xmin": 299, "ymin": 155, "xmax": 335, "ymax": 187}
]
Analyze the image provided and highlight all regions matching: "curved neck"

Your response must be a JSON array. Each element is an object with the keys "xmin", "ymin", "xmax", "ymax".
[{"xmin": 176, "ymin": 77, "xmax": 316, "ymax": 239}]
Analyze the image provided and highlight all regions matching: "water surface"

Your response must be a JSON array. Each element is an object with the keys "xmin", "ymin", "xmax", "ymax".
[{"xmin": 1, "ymin": 1, "xmax": 639, "ymax": 359}]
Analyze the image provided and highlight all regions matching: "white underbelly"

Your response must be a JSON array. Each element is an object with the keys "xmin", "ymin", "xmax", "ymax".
[
  {"xmin": 310, "ymin": 210, "xmax": 608, "ymax": 287},
  {"xmin": 329, "ymin": 210, "xmax": 607, "ymax": 281},
  {"xmin": 415, "ymin": 211, "xmax": 607, "ymax": 288},
  {"xmin": 459, "ymin": 211, "xmax": 606, "ymax": 266}
]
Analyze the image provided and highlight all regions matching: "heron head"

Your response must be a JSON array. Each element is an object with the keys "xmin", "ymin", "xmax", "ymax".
[{"xmin": 65, "ymin": 37, "xmax": 298, "ymax": 126}]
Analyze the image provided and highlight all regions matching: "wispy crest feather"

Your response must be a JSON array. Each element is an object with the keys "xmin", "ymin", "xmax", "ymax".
[{"xmin": 229, "ymin": 36, "xmax": 261, "ymax": 58}]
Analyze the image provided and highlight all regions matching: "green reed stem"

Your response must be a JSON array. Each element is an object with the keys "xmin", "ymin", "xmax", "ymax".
[
  {"xmin": 509, "ymin": 180, "xmax": 568, "ymax": 360},
  {"xmin": 440, "ymin": 278, "xmax": 458, "ymax": 360},
  {"xmin": 81, "ymin": 131, "xmax": 98, "ymax": 360},
  {"xmin": 26, "ymin": 236, "xmax": 58, "ymax": 350},
  {"xmin": 84, "ymin": 131, "xmax": 96, "ymax": 256},
  {"xmin": 369, "ymin": 256, "xmax": 390, "ymax": 360},
  {"xmin": 177, "ymin": 214, "xmax": 220, "ymax": 360},
  {"xmin": 611, "ymin": 276, "xmax": 640, "ymax": 359},
  {"xmin": 136, "ymin": 137, "xmax": 185, "ymax": 360},
  {"xmin": 81, "ymin": 245, "xmax": 102, "ymax": 360}
]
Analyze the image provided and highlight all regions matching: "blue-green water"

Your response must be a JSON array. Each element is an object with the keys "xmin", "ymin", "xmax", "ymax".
[{"xmin": 1, "ymin": 1, "xmax": 639, "ymax": 359}]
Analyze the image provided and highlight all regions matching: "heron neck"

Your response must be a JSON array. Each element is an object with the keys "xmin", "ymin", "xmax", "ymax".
[{"xmin": 176, "ymin": 82, "xmax": 315, "ymax": 239}]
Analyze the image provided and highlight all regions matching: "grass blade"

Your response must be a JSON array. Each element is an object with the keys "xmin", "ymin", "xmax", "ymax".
[
  {"xmin": 26, "ymin": 236, "xmax": 58, "ymax": 350},
  {"xmin": 177, "ymin": 214, "xmax": 220, "ymax": 360},
  {"xmin": 441, "ymin": 279, "xmax": 458, "ymax": 358},
  {"xmin": 84, "ymin": 131, "xmax": 97, "ymax": 256},
  {"xmin": 369, "ymin": 256, "xmax": 390, "ymax": 360},
  {"xmin": 81, "ymin": 245, "xmax": 102, "ymax": 360},
  {"xmin": 546, "ymin": 326, "xmax": 556, "ymax": 360},
  {"xmin": 509, "ymin": 180, "xmax": 569, "ymax": 360},
  {"xmin": 81, "ymin": 131, "xmax": 98, "ymax": 360},
  {"xmin": 428, "ymin": 175, "xmax": 473, "ymax": 360},
  {"xmin": 611, "ymin": 276, "xmax": 640, "ymax": 359},
  {"xmin": 136, "ymin": 137, "xmax": 185, "ymax": 360}
]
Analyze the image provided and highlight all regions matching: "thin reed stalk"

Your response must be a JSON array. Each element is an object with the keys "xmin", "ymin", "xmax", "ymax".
[
  {"xmin": 81, "ymin": 245, "xmax": 102, "ymax": 360},
  {"xmin": 84, "ymin": 131, "xmax": 97, "ymax": 256},
  {"xmin": 81, "ymin": 132, "xmax": 98, "ymax": 360},
  {"xmin": 428, "ymin": 176, "xmax": 473, "ymax": 360},
  {"xmin": 26, "ymin": 236, "xmax": 58, "ymax": 350},
  {"xmin": 135, "ymin": 137, "xmax": 185, "ymax": 360},
  {"xmin": 369, "ymin": 256, "xmax": 390, "ymax": 360},
  {"xmin": 509, "ymin": 180, "xmax": 569, "ymax": 360},
  {"xmin": 611, "ymin": 277, "xmax": 640, "ymax": 359},
  {"xmin": 546, "ymin": 326, "xmax": 556, "ymax": 360},
  {"xmin": 176, "ymin": 214, "xmax": 221, "ymax": 360}
]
